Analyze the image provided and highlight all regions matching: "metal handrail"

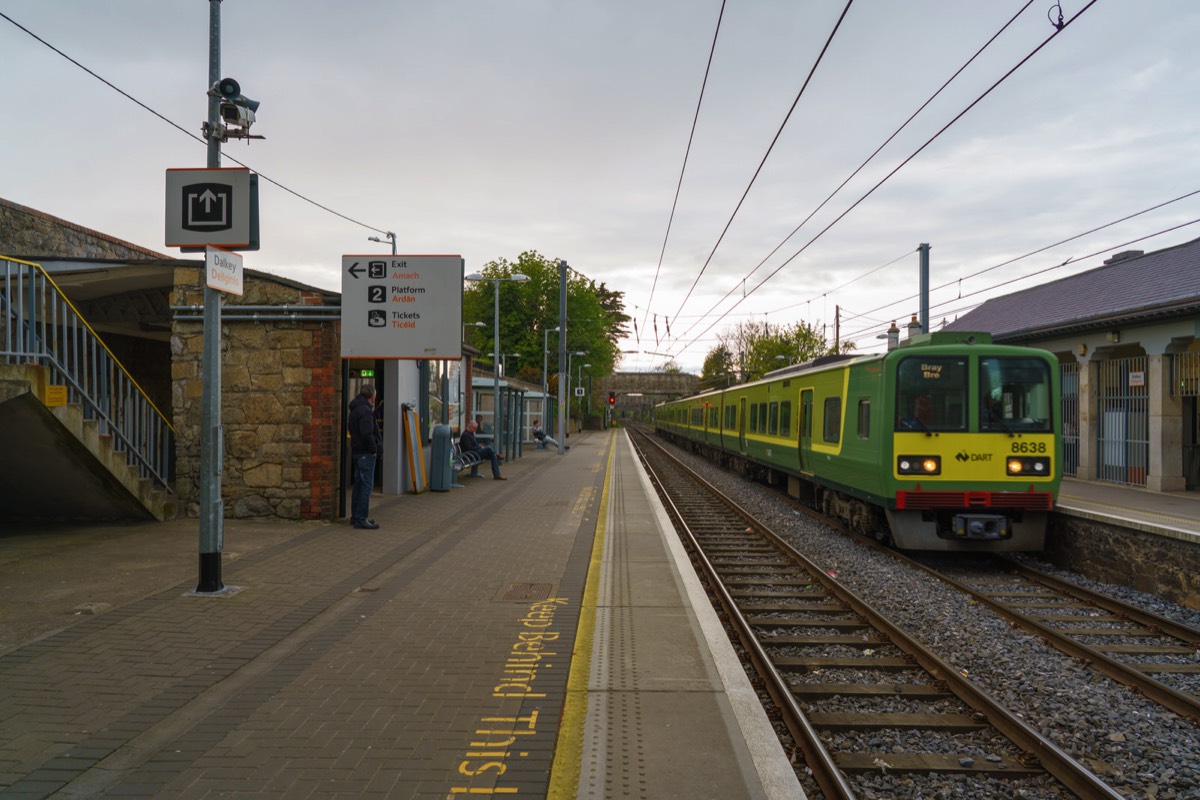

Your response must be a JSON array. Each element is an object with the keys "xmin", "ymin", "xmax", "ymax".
[{"xmin": 1, "ymin": 256, "xmax": 174, "ymax": 492}]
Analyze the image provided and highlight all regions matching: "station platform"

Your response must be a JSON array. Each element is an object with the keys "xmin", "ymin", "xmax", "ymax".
[
  {"xmin": 1056, "ymin": 476, "xmax": 1200, "ymax": 544},
  {"xmin": 0, "ymin": 429, "xmax": 801, "ymax": 799}
]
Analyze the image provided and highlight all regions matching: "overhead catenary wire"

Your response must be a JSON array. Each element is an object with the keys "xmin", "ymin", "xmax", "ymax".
[
  {"xmin": 641, "ymin": 0, "xmax": 727, "ymax": 336},
  {"xmin": 840, "ymin": 215, "xmax": 1200, "ymax": 349},
  {"xmin": 666, "ymin": 0, "xmax": 857, "ymax": 328},
  {"xmin": 839, "ymin": 188, "xmax": 1200, "ymax": 343},
  {"xmin": 669, "ymin": 0, "xmax": 1101, "ymax": 361},
  {"xmin": 673, "ymin": 1, "xmax": 1037, "ymax": 342},
  {"xmin": 0, "ymin": 11, "xmax": 392, "ymax": 239}
]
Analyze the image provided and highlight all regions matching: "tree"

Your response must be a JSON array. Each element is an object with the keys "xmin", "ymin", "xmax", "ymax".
[
  {"xmin": 709, "ymin": 320, "xmax": 844, "ymax": 383},
  {"xmin": 462, "ymin": 251, "xmax": 630, "ymax": 393}
]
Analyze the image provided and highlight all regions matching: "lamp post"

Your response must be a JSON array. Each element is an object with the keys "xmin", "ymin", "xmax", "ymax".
[
  {"xmin": 368, "ymin": 232, "xmax": 397, "ymax": 255},
  {"xmin": 579, "ymin": 363, "xmax": 591, "ymax": 416},
  {"xmin": 566, "ymin": 350, "xmax": 586, "ymax": 432},
  {"xmin": 465, "ymin": 271, "xmax": 528, "ymax": 454},
  {"xmin": 542, "ymin": 326, "xmax": 560, "ymax": 411},
  {"xmin": 501, "ymin": 352, "xmax": 521, "ymax": 378}
]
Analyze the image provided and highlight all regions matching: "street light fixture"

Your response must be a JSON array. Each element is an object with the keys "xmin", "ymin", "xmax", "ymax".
[
  {"xmin": 501, "ymin": 352, "xmax": 521, "ymax": 378},
  {"xmin": 463, "ymin": 321, "xmax": 485, "ymax": 339},
  {"xmin": 465, "ymin": 271, "xmax": 529, "ymax": 455},
  {"xmin": 368, "ymin": 232, "xmax": 397, "ymax": 255}
]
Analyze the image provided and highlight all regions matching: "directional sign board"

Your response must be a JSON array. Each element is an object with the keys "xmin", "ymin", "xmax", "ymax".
[
  {"xmin": 165, "ymin": 167, "xmax": 259, "ymax": 250},
  {"xmin": 340, "ymin": 254, "xmax": 464, "ymax": 359}
]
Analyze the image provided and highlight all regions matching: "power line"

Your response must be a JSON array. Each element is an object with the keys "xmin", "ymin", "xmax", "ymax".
[
  {"xmin": 669, "ymin": 0, "xmax": 1100, "ymax": 360},
  {"xmin": 840, "ymin": 215, "xmax": 1200, "ymax": 348},
  {"xmin": 642, "ymin": 0, "xmax": 727, "ymax": 335},
  {"xmin": 679, "ymin": 1, "xmax": 1036, "ymax": 337},
  {"xmin": 842, "ymin": 187, "xmax": 1200, "ymax": 338},
  {"xmin": 0, "ymin": 11, "xmax": 392, "ymax": 238},
  {"xmin": 667, "ymin": 0, "xmax": 857, "ymax": 327}
]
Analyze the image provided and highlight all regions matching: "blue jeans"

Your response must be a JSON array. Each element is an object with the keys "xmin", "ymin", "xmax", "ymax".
[
  {"xmin": 351, "ymin": 452, "xmax": 377, "ymax": 523},
  {"xmin": 478, "ymin": 446, "xmax": 502, "ymax": 477}
]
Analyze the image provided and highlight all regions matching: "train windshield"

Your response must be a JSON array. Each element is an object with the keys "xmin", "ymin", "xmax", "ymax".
[
  {"xmin": 895, "ymin": 356, "xmax": 968, "ymax": 432},
  {"xmin": 979, "ymin": 356, "xmax": 1053, "ymax": 433}
]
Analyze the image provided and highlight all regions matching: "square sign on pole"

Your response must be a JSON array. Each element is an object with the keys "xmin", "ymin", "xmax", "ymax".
[
  {"xmin": 165, "ymin": 167, "xmax": 259, "ymax": 251},
  {"xmin": 340, "ymin": 254, "xmax": 464, "ymax": 359},
  {"xmin": 206, "ymin": 245, "xmax": 243, "ymax": 295}
]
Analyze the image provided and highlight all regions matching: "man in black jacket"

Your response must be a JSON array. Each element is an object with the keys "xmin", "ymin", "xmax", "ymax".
[
  {"xmin": 459, "ymin": 420, "xmax": 506, "ymax": 480},
  {"xmin": 348, "ymin": 384, "xmax": 382, "ymax": 528}
]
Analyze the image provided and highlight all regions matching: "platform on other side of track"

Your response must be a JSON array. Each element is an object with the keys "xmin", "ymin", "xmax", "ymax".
[
  {"xmin": 1055, "ymin": 476, "xmax": 1200, "ymax": 544},
  {"xmin": 0, "ymin": 429, "xmax": 801, "ymax": 799}
]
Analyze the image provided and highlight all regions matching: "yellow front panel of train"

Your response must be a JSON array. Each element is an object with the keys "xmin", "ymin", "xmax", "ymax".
[{"xmin": 893, "ymin": 432, "xmax": 1056, "ymax": 483}]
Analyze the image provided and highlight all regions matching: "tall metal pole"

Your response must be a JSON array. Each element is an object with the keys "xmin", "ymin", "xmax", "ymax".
[
  {"xmin": 492, "ymin": 279, "xmax": 501, "ymax": 452},
  {"xmin": 918, "ymin": 242, "xmax": 930, "ymax": 334},
  {"xmin": 556, "ymin": 261, "xmax": 567, "ymax": 454},
  {"xmin": 197, "ymin": 0, "xmax": 225, "ymax": 593}
]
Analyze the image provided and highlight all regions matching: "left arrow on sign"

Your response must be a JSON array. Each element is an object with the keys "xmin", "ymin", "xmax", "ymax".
[{"xmin": 347, "ymin": 261, "xmax": 365, "ymax": 279}]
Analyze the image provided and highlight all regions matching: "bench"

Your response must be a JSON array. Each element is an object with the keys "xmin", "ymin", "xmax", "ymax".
[{"xmin": 452, "ymin": 442, "xmax": 484, "ymax": 479}]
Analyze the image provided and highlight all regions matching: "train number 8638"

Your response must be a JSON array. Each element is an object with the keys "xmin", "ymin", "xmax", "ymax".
[{"xmin": 1010, "ymin": 441, "xmax": 1047, "ymax": 454}]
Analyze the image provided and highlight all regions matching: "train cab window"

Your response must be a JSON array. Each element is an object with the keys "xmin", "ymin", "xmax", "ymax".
[
  {"xmin": 896, "ymin": 356, "xmax": 968, "ymax": 432},
  {"xmin": 823, "ymin": 397, "xmax": 841, "ymax": 443},
  {"xmin": 768, "ymin": 402, "xmax": 779, "ymax": 435},
  {"xmin": 857, "ymin": 399, "xmax": 870, "ymax": 439},
  {"xmin": 779, "ymin": 401, "xmax": 792, "ymax": 437},
  {"xmin": 979, "ymin": 357, "xmax": 1053, "ymax": 432}
]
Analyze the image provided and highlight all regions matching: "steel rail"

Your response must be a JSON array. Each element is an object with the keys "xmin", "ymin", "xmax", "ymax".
[
  {"xmin": 631, "ymin": 427, "xmax": 1124, "ymax": 800},
  {"xmin": 629, "ymin": 430, "xmax": 857, "ymax": 799}
]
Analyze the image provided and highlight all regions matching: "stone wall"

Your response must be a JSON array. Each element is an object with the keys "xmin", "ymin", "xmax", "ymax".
[
  {"xmin": 0, "ymin": 198, "xmax": 168, "ymax": 260},
  {"xmin": 172, "ymin": 267, "xmax": 341, "ymax": 520},
  {"xmin": 1043, "ymin": 516, "xmax": 1200, "ymax": 610}
]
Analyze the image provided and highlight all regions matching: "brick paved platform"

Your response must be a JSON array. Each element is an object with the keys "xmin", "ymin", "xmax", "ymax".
[{"xmin": 0, "ymin": 430, "xmax": 801, "ymax": 799}]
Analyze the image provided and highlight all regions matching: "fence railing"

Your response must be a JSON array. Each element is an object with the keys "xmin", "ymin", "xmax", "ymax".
[{"xmin": 1, "ymin": 256, "xmax": 174, "ymax": 492}]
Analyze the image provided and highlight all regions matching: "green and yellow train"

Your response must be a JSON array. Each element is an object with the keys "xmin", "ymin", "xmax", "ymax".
[{"xmin": 655, "ymin": 331, "xmax": 1061, "ymax": 551}]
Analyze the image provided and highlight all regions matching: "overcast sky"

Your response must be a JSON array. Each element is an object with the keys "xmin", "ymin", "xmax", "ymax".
[{"xmin": 4, "ymin": 1, "xmax": 1198, "ymax": 372}]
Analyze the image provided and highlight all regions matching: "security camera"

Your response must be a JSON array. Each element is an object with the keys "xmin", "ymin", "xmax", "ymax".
[
  {"xmin": 212, "ymin": 77, "xmax": 260, "ymax": 131},
  {"xmin": 220, "ymin": 101, "xmax": 256, "ymax": 127}
]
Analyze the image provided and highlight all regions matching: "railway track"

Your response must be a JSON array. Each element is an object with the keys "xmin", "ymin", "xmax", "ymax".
[
  {"xmin": 628, "ymin": 427, "xmax": 1123, "ymax": 799},
  {"xmin": 914, "ymin": 554, "xmax": 1200, "ymax": 724}
]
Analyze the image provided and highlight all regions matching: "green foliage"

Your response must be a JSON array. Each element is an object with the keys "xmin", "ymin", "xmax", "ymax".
[
  {"xmin": 462, "ymin": 251, "xmax": 630, "ymax": 392},
  {"xmin": 709, "ymin": 320, "xmax": 849, "ymax": 383}
]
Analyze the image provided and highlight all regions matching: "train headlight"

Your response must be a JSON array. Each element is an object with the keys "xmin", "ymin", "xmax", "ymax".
[
  {"xmin": 898, "ymin": 455, "xmax": 940, "ymax": 475},
  {"xmin": 1007, "ymin": 456, "xmax": 1050, "ymax": 476}
]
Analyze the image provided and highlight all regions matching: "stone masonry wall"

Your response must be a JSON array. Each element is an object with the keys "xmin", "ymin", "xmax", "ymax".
[
  {"xmin": 172, "ymin": 267, "xmax": 341, "ymax": 520},
  {"xmin": 0, "ymin": 198, "xmax": 168, "ymax": 260},
  {"xmin": 1043, "ymin": 516, "xmax": 1200, "ymax": 610}
]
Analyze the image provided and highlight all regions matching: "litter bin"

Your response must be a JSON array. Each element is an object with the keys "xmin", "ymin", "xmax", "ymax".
[{"xmin": 430, "ymin": 424, "xmax": 455, "ymax": 492}]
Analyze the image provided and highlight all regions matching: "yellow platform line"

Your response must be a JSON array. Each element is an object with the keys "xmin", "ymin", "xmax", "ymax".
[{"xmin": 548, "ymin": 431, "xmax": 615, "ymax": 799}]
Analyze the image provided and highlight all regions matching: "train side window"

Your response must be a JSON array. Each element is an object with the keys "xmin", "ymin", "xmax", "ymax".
[
  {"xmin": 858, "ymin": 399, "xmax": 870, "ymax": 439},
  {"xmin": 749, "ymin": 404, "xmax": 758, "ymax": 432},
  {"xmin": 780, "ymin": 401, "xmax": 792, "ymax": 437},
  {"xmin": 768, "ymin": 401, "xmax": 779, "ymax": 435},
  {"xmin": 759, "ymin": 403, "xmax": 768, "ymax": 433},
  {"xmin": 823, "ymin": 397, "xmax": 841, "ymax": 443}
]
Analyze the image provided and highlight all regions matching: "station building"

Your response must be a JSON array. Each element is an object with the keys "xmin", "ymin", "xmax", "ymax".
[{"xmin": 946, "ymin": 236, "xmax": 1200, "ymax": 494}]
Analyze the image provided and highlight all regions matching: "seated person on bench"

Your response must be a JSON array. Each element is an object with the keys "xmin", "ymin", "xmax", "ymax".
[
  {"xmin": 460, "ymin": 420, "xmax": 506, "ymax": 480},
  {"xmin": 531, "ymin": 419, "xmax": 561, "ymax": 450}
]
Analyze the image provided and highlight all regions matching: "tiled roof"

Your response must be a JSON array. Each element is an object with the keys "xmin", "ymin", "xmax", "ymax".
[{"xmin": 945, "ymin": 236, "xmax": 1200, "ymax": 340}]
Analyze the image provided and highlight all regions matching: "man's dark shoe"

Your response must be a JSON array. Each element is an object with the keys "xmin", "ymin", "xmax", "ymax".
[{"xmin": 353, "ymin": 520, "xmax": 380, "ymax": 529}]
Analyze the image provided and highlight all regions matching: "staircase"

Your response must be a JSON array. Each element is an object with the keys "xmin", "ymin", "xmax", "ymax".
[{"xmin": 1, "ymin": 257, "xmax": 175, "ymax": 521}]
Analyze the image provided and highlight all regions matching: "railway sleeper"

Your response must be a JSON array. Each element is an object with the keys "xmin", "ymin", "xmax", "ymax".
[{"xmin": 834, "ymin": 752, "xmax": 1043, "ymax": 777}]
